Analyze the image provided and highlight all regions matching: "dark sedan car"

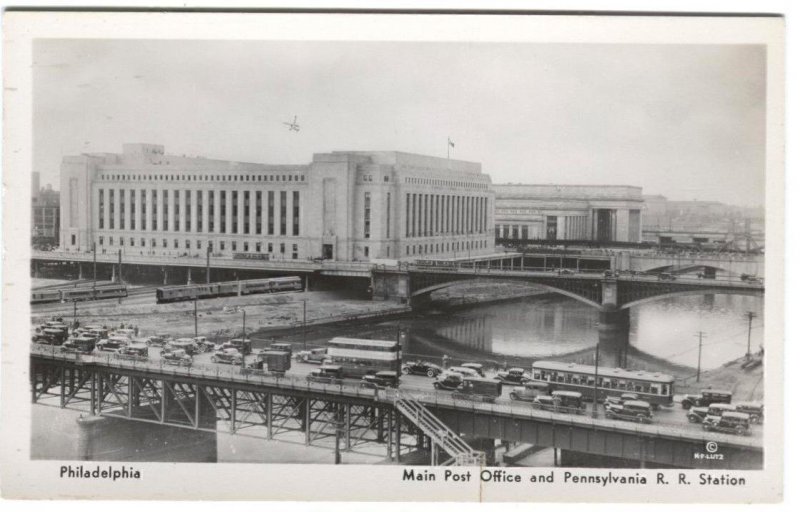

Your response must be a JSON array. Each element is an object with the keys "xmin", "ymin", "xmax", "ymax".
[
  {"xmin": 360, "ymin": 371, "xmax": 401, "ymax": 390},
  {"xmin": 401, "ymin": 360, "xmax": 443, "ymax": 378},
  {"xmin": 495, "ymin": 367, "xmax": 531, "ymax": 385}
]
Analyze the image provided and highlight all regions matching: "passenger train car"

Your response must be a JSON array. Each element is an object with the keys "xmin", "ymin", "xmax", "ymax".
[
  {"xmin": 30, "ymin": 284, "xmax": 129, "ymax": 304},
  {"xmin": 156, "ymin": 276, "xmax": 303, "ymax": 303},
  {"xmin": 530, "ymin": 360, "xmax": 675, "ymax": 406}
]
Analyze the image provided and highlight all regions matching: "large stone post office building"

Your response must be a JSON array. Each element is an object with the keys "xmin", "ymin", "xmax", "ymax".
[{"xmin": 59, "ymin": 144, "xmax": 495, "ymax": 262}]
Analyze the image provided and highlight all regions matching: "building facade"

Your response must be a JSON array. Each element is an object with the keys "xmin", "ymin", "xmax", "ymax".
[
  {"xmin": 32, "ymin": 180, "xmax": 60, "ymax": 246},
  {"xmin": 494, "ymin": 184, "xmax": 643, "ymax": 243},
  {"xmin": 59, "ymin": 144, "xmax": 494, "ymax": 261}
]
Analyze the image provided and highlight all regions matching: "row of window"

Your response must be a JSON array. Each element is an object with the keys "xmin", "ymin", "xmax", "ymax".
[
  {"xmin": 99, "ymin": 173, "xmax": 305, "ymax": 183},
  {"xmin": 404, "ymin": 239, "xmax": 488, "ymax": 256},
  {"xmin": 97, "ymin": 188, "xmax": 300, "ymax": 237},
  {"xmin": 533, "ymin": 370, "xmax": 672, "ymax": 396},
  {"xmin": 405, "ymin": 193, "xmax": 488, "ymax": 238},
  {"xmin": 404, "ymin": 177, "xmax": 488, "ymax": 190},
  {"xmin": 96, "ymin": 236, "xmax": 300, "ymax": 258}
]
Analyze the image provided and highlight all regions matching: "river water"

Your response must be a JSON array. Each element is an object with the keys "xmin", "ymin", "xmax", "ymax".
[{"xmin": 286, "ymin": 292, "xmax": 764, "ymax": 373}]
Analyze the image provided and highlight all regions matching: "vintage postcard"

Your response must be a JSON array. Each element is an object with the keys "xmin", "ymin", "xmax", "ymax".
[{"xmin": 1, "ymin": 10, "xmax": 785, "ymax": 502}]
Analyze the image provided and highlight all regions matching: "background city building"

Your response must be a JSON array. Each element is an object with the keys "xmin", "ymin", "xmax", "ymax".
[
  {"xmin": 32, "ymin": 171, "xmax": 60, "ymax": 248},
  {"xmin": 59, "ymin": 144, "xmax": 495, "ymax": 261},
  {"xmin": 493, "ymin": 184, "xmax": 644, "ymax": 243}
]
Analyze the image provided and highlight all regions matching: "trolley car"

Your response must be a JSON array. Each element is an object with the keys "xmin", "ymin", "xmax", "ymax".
[{"xmin": 531, "ymin": 360, "xmax": 675, "ymax": 406}]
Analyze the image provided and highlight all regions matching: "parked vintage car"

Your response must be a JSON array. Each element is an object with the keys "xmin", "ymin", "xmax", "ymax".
[
  {"xmin": 211, "ymin": 348, "xmax": 244, "ymax": 365},
  {"xmin": 161, "ymin": 338, "xmax": 200, "ymax": 356},
  {"xmin": 295, "ymin": 347, "xmax": 329, "ymax": 364},
  {"xmin": 146, "ymin": 333, "xmax": 172, "ymax": 347},
  {"xmin": 531, "ymin": 391, "xmax": 584, "ymax": 414},
  {"xmin": 604, "ymin": 400, "xmax": 653, "ymax": 423},
  {"xmin": 117, "ymin": 342, "xmax": 149, "ymax": 359},
  {"xmin": 735, "ymin": 402, "xmax": 764, "ymax": 424},
  {"xmin": 460, "ymin": 363, "xmax": 485, "ymax": 377},
  {"xmin": 452, "ymin": 376, "xmax": 503, "ymax": 403},
  {"xmin": 604, "ymin": 393, "xmax": 640, "ymax": 408},
  {"xmin": 193, "ymin": 336, "xmax": 216, "ymax": 353},
  {"xmin": 61, "ymin": 335, "xmax": 97, "ymax": 353},
  {"xmin": 658, "ymin": 273, "xmax": 677, "ymax": 281},
  {"xmin": 433, "ymin": 372, "xmax": 464, "ymax": 391},
  {"xmin": 96, "ymin": 335, "xmax": 130, "ymax": 352},
  {"xmin": 224, "ymin": 338, "xmax": 252, "ymax": 355},
  {"xmin": 401, "ymin": 360, "xmax": 443, "ymax": 378},
  {"xmin": 509, "ymin": 381, "xmax": 552, "ymax": 402},
  {"xmin": 33, "ymin": 328, "xmax": 69, "ymax": 345},
  {"xmin": 448, "ymin": 366, "xmax": 480, "ymax": 378},
  {"xmin": 162, "ymin": 349, "xmax": 193, "ymax": 366},
  {"xmin": 687, "ymin": 406, "xmax": 711, "ymax": 423},
  {"xmin": 703, "ymin": 403, "xmax": 738, "ymax": 422},
  {"xmin": 306, "ymin": 364, "xmax": 344, "ymax": 384},
  {"xmin": 681, "ymin": 389, "xmax": 733, "ymax": 409},
  {"xmin": 495, "ymin": 367, "xmax": 531, "ymax": 385},
  {"xmin": 703, "ymin": 411, "xmax": 751, "ymax": 436},
  {"xmin": 360, "ymin": 371, "xmax": 401, "ymax": 390}
]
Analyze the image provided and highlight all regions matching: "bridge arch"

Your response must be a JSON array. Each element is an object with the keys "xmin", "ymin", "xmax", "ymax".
[
  {"xmin": 619, "ymin": 288, "xmax": 765, "ymax": 310},
  {"xmin": 410, "ymin": 278, "xmax": 604, "ymax": 310}
]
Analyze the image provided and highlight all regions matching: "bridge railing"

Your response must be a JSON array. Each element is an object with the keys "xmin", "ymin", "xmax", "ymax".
[
  {"xmin": 30, "ymin": 344, "xmax": 761, "ymax": 449},
  {"xmin": 404, "ymin": 265, "xmax": 764, "ymax": 285}
]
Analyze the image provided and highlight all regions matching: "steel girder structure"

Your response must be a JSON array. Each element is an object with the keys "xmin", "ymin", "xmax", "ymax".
[{"xmin": 30, "ymin": 357, "xmax": 423, "ymax": 461}]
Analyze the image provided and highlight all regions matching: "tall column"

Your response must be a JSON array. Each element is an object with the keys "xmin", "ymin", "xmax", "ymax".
[
  {"xmin": 249, "ymin": 191, "xmax": 257, "ymax": 238},
  {"xmin": 236, "ymin": 189, "xmax": 245, "ymax": 238},
  {"xmin": 225, "ymin": 190, "xmax": 233, "ymax": 236}
]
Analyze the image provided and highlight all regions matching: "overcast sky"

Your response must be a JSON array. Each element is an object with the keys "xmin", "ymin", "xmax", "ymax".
[{"xmin": 34, "ymin": 40, "xmax": 765, "ymax": 207}]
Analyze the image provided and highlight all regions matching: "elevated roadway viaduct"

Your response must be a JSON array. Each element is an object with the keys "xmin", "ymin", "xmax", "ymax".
[{"xmin": 31, "ymin": 347, "xmax": 762, "ymax": 469}]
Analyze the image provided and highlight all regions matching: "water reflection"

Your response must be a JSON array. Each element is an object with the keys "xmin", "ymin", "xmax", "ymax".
[{"xmin": 399, "ymin": 293, "xmax": 763, "ymax": 370}]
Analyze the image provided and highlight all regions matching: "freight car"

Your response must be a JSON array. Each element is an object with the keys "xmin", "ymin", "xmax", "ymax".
[
  {"xmin": 30, "ymin": 284, "xmax": 129, "ymax": 304},
  {"xmin": 156, "ymin": 276, "xmax": 303, "ymax": 303}
]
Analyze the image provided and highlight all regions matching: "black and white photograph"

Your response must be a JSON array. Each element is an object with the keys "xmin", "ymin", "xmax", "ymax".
[{"xmin": 1, "ymin": 9, "xmax": 786, "ymax": 503}]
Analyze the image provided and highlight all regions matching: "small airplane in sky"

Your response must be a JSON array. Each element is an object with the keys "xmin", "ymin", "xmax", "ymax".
[{"xmin": 283, "ymin": 115, "xmax": 300, "ymax": 132}]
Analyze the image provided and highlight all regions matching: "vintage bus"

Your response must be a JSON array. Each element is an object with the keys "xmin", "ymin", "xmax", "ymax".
[
  {"xmin": 324, "ymin": 337, "xmax": 402, "ymax": 378},
  {"xmin": 531, "ymin": 361, "xmax": 675, "ymax": 406}
]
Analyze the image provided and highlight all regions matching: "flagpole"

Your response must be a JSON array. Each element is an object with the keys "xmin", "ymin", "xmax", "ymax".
[{"xmin": 447, "ymin": 137, "xmax": 450, "ymax": 160}]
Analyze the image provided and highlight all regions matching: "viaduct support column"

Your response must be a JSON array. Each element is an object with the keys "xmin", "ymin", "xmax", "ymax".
[
  {"xmin": 598, "ymin": 279, "xmax": 630, "ymax": 368},
  {"xmin": 597, "ymin": 306, "xmax": 630, "ymax": 368}
]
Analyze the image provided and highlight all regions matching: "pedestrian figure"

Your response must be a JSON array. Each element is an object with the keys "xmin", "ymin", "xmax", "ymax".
[
  {"xmin": 134, "ymin": 326, "xmax": 139, "ymax": 337},
  {"xmin": 442, "ymin": 354, "xmax": 450, "ymax": 369}
]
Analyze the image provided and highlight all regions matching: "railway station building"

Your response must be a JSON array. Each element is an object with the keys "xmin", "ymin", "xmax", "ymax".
[
  {"xmin": 59, "ymin": 144, "xmax": 495, "ymax": 262},
  {"xmin": 493, "ymin": 184, "xmax": 644, "ymax": 243}
]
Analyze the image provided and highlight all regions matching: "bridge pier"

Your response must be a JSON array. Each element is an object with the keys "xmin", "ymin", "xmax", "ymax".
[
  {"xmin": 597, "ymin": 306, "xmax": 630, "ymax": 368},
  {"xmin": 75, "ymin": 414, "xmax": 217, "ymax": 462}
]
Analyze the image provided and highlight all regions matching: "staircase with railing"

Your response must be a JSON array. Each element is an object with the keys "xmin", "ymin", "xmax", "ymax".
[{"xmin": 392, "ymin": 390, "xmax": 485, "ymax": 466}]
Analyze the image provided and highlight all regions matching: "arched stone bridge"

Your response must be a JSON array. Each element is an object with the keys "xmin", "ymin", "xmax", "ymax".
[{"xmin": 371, "ymin": 267, "xmax": 765, "ymax": 311}]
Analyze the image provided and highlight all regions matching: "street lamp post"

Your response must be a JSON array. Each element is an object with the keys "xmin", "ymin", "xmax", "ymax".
[
  {"xmin": 302, "ymin": 299, "xmax": 307, "ymax": 350},
  {"xmin": 592, "ymin": 341, "xmax": 600, "ymax": 418},
  {"xmin": 194, "ymin": 297, "xmax": 198, "ymax": 339},
  {"xmin": 241, "ymin": 307, "xmax": 247, "ymax": 371}
]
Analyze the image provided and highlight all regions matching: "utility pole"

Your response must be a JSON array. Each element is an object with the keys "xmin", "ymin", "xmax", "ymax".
[
  {"xmin": 92, "ymin": 242, "xmax": 97, "ymax": 289},
  {"xmin": 118, "ymin": 249, "xmax": 123, "ymax": 284},
  {"xmin": 745, "ymin": 312, "xmax": 756, "ymax": 359},
  {"xmin": 206, "ymin": 244, "xmax": 211, "ymax": 284},
  {"xmin": 592, "ymin": 341, "xmax": 600, "ymax": 418},
  {"xmin": 241, "ymin": 307, "xmax": 247, "ymax": 371},
  {"xmin": 695, "ymin": 331, "xmax": 705, "ymax": 382},
  {"xmin": 302, "ymin": 299, "xmax": 307, "ymax": 350},
  {"xmin": 194, "ymin": 297, "xmax": 198, "ymax": 339}
]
